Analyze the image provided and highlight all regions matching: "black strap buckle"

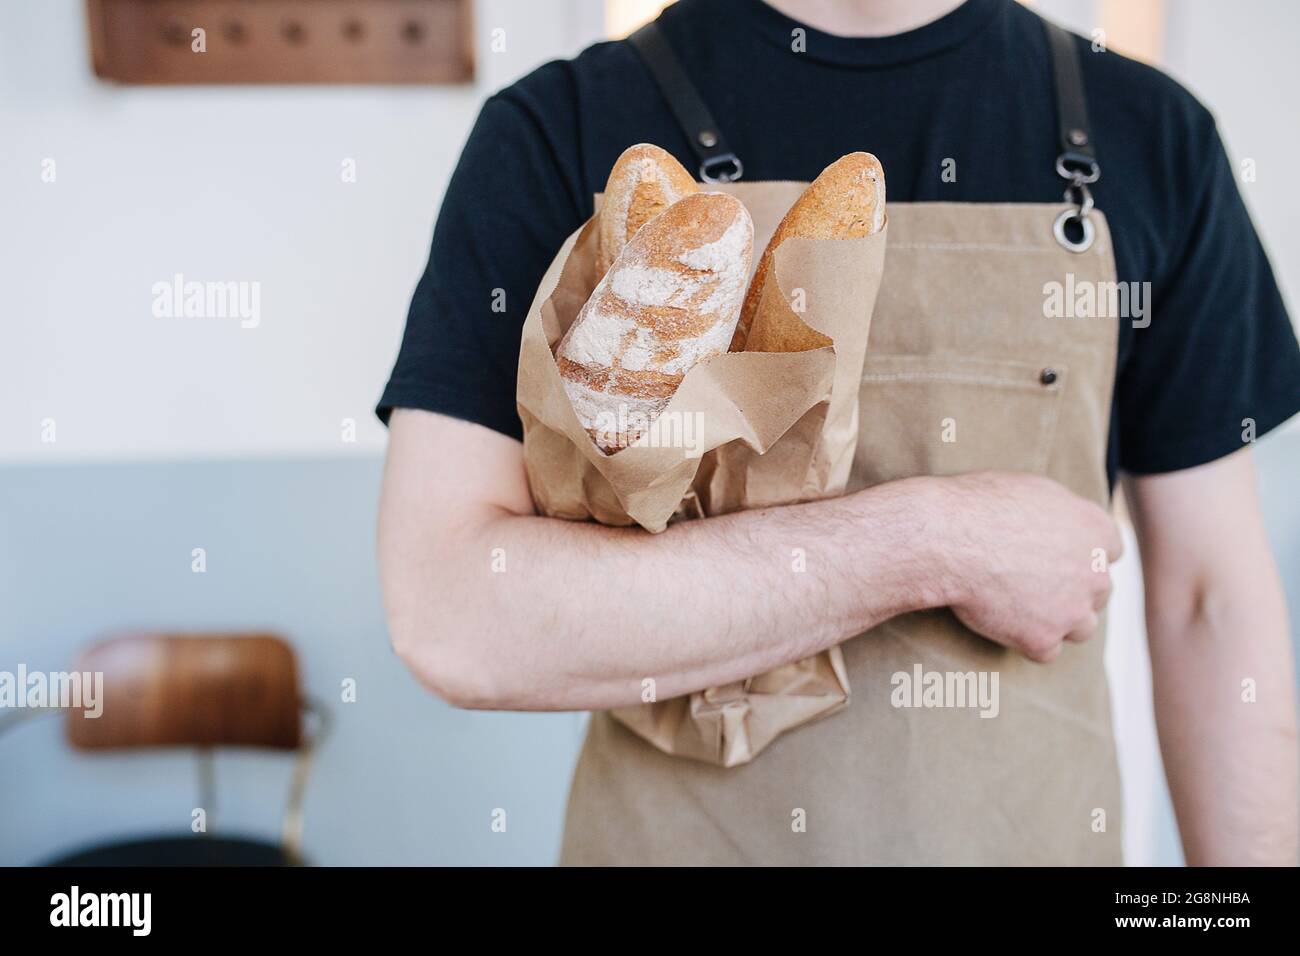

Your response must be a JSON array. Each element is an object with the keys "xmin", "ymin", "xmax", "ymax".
[
  {"xmin": 1055, "ymin": 152, "xmax": 1100, "ymax": 185},
  {"xmin": 700, "ymin": 153, "xmax": 743, "ymax": 184}
]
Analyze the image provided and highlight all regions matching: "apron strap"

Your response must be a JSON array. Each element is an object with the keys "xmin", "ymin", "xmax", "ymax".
[
  {"xmin": 1043, "ymin": 18, "xmax": 1100, "ymax": 181},
  {"xmin": 1042, "ymin": 18, "xmax": 1100, "ymax": 252},
  {"xmin": 627, "ymin": 23, "xmax": 744, "ymax": 183}
]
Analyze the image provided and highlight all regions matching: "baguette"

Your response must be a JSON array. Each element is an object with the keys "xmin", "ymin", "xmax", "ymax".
[
  {"xmin": 732, "ymin": 152, "xmax": 886, "ymax": 352},
  {"xmin": 559, "ymin": 192, "xmax": 754, "ymax": 453},
  {"xmin": 598, "ymin": 144, "xmax": 699, "ymax": 276}
]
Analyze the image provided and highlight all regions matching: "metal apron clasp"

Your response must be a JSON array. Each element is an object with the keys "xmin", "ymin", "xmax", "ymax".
[{"xmin": 1053, "ymin": 153, "xmax": 1100, "ymax": 253}]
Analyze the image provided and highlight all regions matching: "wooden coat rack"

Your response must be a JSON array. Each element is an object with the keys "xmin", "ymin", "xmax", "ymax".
[{"xmin": 86, "ymin": 0, "xmax": 474, "ymax": 84}]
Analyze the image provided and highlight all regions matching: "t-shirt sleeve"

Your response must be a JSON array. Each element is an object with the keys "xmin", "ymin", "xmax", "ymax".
[
  {"xmin": 1116, "ymin": 115, "xmax": 1300, "ymax": 474},
  {"xmin": 376, "ymin": 86, "xmax": 585, "ymax": 439}
]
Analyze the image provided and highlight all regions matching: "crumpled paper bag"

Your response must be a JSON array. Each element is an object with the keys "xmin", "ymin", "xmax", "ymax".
[{"xmin": 517, "ymin": 181, "xmax": 887, "ymax": 766}]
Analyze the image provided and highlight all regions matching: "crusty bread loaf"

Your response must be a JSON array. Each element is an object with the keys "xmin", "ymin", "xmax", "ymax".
[
  {"xmin": 559, "ymin": 192, "xmax": 754, "ymax": 454},
  {"xmin": 598, "ymin": 144, "xmax": 699, "ymax": 276},
  {"xmin": 732, "ymin": 152, "xmax": 886, "ymax": 353}
]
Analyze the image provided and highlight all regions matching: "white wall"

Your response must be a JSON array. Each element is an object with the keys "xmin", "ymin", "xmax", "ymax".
[
  {"xmin": 1, "ymin": 0, "xmax": 605, "ymax": 464},
  {"xmin": 1161, "ymin": 0, "xmax": 1299, "ymax": 316},
  {"xmin": 6, "ymin": 1, "xmax": 1293, "ymax": 465}
]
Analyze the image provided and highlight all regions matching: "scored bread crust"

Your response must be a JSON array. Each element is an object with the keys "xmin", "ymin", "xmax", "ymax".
[
  {"xmin": 598, "ymin": 144, "xmax": 700, "ymax": 276},
  {"xmin": 732, "ymin": 152, "xmax": 886, "ymax": 353},
  {"xmin": 559, "ymin": 192, "xmax": 754, "ymax": 454}
]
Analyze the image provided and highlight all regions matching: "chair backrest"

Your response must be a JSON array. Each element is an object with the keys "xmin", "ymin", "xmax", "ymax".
[{"xmin": 66, "ymin": 633, "xmax": 302, "ymax": 751}]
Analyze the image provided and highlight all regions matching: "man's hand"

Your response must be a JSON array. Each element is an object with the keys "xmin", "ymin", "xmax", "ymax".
[{"xmin": 941, "ymin": 472, "xmax": 1123, "ymax": 663}]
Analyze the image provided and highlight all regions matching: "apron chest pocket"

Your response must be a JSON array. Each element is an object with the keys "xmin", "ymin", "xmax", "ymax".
[{"xmin": 849, "ymin": 354, "xmax": 1068, "ymax": 490}]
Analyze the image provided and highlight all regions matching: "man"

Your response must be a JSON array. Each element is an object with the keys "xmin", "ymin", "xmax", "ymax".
[{"xmin": 377, "ymin": 0, "xmax": 1300, "ymax": 864}]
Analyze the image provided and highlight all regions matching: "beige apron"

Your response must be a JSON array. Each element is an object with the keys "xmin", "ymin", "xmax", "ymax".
[
  {"xmin": 560, "ymin": 17, "xmax": 1121, "ymax": 865},
  {"xmin": 560, "ymin": 198, "xmax": 1121, "ymax": 865}
]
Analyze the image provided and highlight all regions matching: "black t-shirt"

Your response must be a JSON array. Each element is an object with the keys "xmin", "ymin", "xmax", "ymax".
[{"xmin": 378, "ymin": 0, "xmax": 1300, "ymax": 486}]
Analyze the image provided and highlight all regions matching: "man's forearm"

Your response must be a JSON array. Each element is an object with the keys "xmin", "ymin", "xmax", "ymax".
[
  {"xmin": 382, "ymin": 411, "xmax": 1118, "ymax": 714},
  {"xmin": 381, "ymin": 477, "xmax": 950, "ymax": 711},
  {"xmin": 1147, "ymin": 576, "xmax": 1299, "ymax": 865}
]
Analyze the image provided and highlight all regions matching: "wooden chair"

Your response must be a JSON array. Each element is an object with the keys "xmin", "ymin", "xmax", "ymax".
[{"xmin": 6, "ymin": 633, "xmax": 328, "ymax": 866}]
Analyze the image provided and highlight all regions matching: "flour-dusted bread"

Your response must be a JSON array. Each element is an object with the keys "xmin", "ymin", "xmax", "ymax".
[
  {"xmin": 598, "ymin": 144, "xmax": 700, "ymax": 276},
  {"xmin": 559, "ymin": 192, "xmax": 754, "ymax": 454},
  {"xmin": 732, "ymin": 152, "xmax": 886, "ymax": 353}
]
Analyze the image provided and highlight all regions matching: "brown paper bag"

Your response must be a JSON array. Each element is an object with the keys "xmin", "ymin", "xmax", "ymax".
[{"xmin": 517, "ymin": 181, "xmax": 887, "ymax": 766}]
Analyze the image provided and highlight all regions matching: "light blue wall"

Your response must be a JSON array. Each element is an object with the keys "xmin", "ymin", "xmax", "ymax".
[
  {"xmin": 1, "ymin": 430, "xmax": 1297, "ymax": 865},
  {"xmin": 0, "ymin": 456, "xmax": 585, "ymax": 866}
]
